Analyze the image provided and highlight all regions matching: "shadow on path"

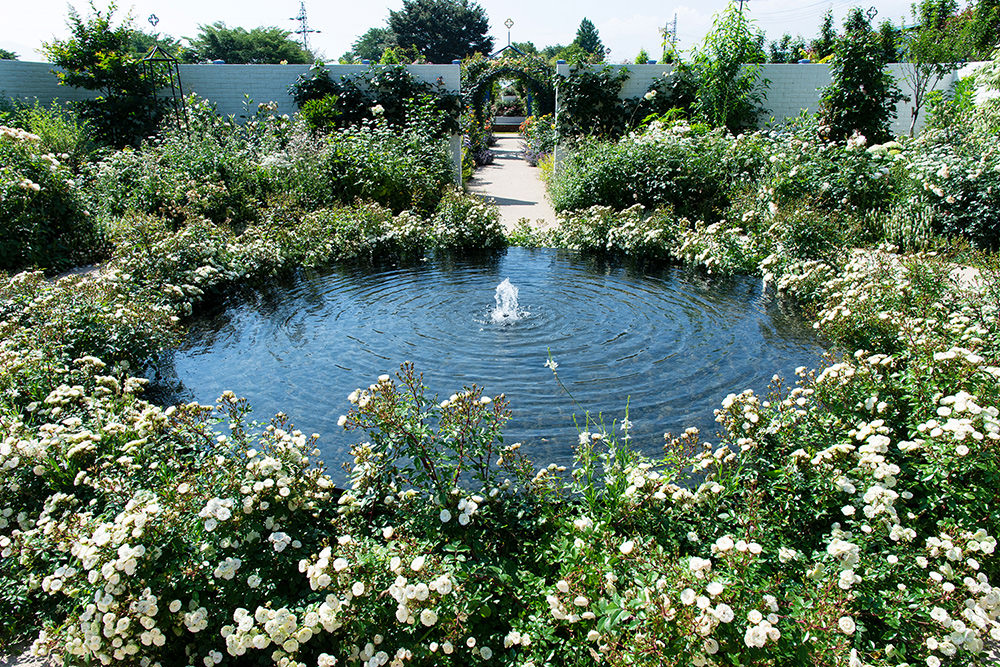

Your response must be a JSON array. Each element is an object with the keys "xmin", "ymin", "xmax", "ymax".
[{"xmin": 466, "ymin": 133, "xmax": 558, "ymax": 232}]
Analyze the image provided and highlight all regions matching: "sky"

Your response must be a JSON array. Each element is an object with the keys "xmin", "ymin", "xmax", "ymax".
[{"xmin": 2, "ymin": 0, "xmax": 942, "ymax": 64}]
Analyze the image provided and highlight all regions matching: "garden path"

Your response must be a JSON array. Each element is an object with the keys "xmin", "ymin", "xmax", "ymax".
[{"xmin": 466, "ymin": 133, "xmax": 558, "ymax": 232}]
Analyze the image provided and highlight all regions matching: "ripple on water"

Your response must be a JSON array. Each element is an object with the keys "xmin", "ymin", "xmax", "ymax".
[{"xmin": 154, "ymin": 248, "xmax": 824, "ymax": 483}]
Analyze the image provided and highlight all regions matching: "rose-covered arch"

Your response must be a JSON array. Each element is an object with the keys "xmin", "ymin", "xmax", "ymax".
[{"xmin": 461, "ymin": 54, "xmax": 555, "ymax": 124}]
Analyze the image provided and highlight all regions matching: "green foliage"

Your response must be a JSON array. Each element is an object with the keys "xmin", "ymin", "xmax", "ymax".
[
  {"xmin": 902, "ymin": 0, "xmax": 965, "ymax": 136},
  {"xmin": 0, "ymin": 100, "xmax": 94, "ymax": 169},
  {"xmin": 573, "ymin": 18, "xmax": 605, "ymax": 59},
  {"xmin": 129, "ymin": 30, "xmax": 184, "ymax": 60},
  {"xmin": 0, "ymin": 48, "xmax": 18, "ymax": 60},
  {"xmin": 290, "ymin": 64, "xmax": 460, "ymax": 138},
  {"xmin": 299, "ymin": 94, "xmax": 341, "ymax": 133},
  {"xmin": 555, "ymin": 65, "xmax": 629, "ymax": 139},
  {"xmin": 691, "ymin": 2, "xmax": 769, "ymax": 132},
  {"xmin": 41, "ymin": 2, "xmax": 166, "ymax": 148},
  {"xmin": 819, "ymin": 8, "xmax": 904, "ymax": 144},
  {"xmin": 768, "ymin": 33, "xmax": 807, "ymax": 63},
  {"xmin": 548, "ymin": 121, "xmax": 738, "ymax": 219},
  {"xmin": 341, "ymin": 27, "xmax": 398, "ymax": 64},
  {"xmin": 810, "ymin": 10, "xmax": 837, "ymax": 61},
  {"xmin": 0, "ymin": 126, "xmax": 102, "ymax": 272},
  {"xmin": 388, "ymin": 0, "xmax": 493, "ymax": 63},
  {"xmin": 961, "ymin": 0, "xmax": 1000, "ymax": 60},
  {"xmin": 555, "ymin": 65, "xmax": 697, "ymax": 142},
  {"xmin": 183, "ymin": 22, "xmax": 312, "ymax": 64}
]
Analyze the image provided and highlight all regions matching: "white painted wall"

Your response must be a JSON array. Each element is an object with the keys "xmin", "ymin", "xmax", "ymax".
[
  {"xmin": 554, "ymin": 61, "xmax": 988, "ymax": 137},
  {"xmin": 0, "ymin": 61, "xmax": 463, "ymax": 182}
]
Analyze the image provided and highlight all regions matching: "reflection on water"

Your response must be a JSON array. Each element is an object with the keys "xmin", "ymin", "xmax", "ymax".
[{"xmin": 152, "ymin": 248, "xmax": 824, "ymax": 484}]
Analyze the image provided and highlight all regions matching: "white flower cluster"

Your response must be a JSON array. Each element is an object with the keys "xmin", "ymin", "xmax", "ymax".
[{"xmin": 198, "ymin": 497, "xmax": 233, "ymax": 532}]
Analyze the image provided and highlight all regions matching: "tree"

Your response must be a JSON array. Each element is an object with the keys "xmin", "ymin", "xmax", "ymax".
[
  {"xmin": 540, "ymin": 44, "xmax": 565, "ymax": 62},
  {"xmin": 184, "ymin": 22, "xmax": 311, "ymax": 63},
  {"xmin": 341, "ymin": 27, "xmax": 397, "ymax": 63},
  {"xmin": 962, "ymin": 0, "xmax": 1000, "ymax": 60},
  {"xmin": 876, "ymin": 20, "xmax": 903, "ymax": 63},
  {"xmin": 769, "ymin": 33, "xmax": 807, "ymax": 63},
  {"xmin": 130, "ymin": 31, "xmax": 184, "ymax": 59},
  {"xmin": 0, "ymin": 49, "xmax": 17, "ymax": 60},
  {"xmin": 42, "ymin": 2, "xmax": 165, "ymax": 147},
  {"xmin": 573, "ymin": 18, "xmax": 605, "ymax": 58},
  {"xmin": 820, "ymin": 8, "xmax": 904, "ymax": 143},
  {"xmin": 635, "ymin": 48, "xmax": 651, "ymax": 64},
  {"xmin": 388, "ymin": 0, "xmax": 493, "ymax": 63},
  {"xmin": 692, "ymin": 2, "xmax": 768, "ymax": 131},
  {"xmin": 512, "ymin": 41, "xmax": 538, "ymax": 56},
  {"xmin": 810, "ymin": 10, "xmax": 837, "ymax": 60},
  {"xmin": 902, "ymin": 0, "xmax": 965, "ymax": 135}
]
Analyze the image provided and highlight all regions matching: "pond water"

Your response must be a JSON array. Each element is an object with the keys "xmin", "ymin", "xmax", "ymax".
[{"xmin": 154, "ymin": 248, "xmax": 824, "ymax": 483}]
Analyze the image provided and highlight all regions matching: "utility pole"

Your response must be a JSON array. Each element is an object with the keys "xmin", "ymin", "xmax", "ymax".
[
  {"xmin": 659, "ymin": 14, "xmax": 678, "ymax": 55},
  {"xmin": 289, "ymin": 2, "xmax": 320, "ymax": 54}
]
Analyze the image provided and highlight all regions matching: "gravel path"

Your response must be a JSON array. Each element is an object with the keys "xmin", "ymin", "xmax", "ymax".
[{"xmin": 466, "ymin": 133, "xmax": 559, "ymax": 232}]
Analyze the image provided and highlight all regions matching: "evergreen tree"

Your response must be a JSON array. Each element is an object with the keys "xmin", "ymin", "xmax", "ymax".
[
  {"xmin": 573, "ymin": 18, "xmax": 605, "ymax": 58},
  {"xmin": 0, "ymin": 49, "xmax": 17, "ymax": 60},
  {"xmin": 388, "ymin": 0, "xmax": 493, "ymax": 63},
  {"xmin": 811, "ymin": 10, "xmax": 836, "ymax": 60}
]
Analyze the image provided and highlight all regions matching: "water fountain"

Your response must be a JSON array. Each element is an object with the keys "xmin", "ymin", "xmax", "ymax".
[
  {"xmin": 490, "ymin": 278, "xmax": 523, "ymax": 324},
  {"xmin": 156, "ymin": 249, "xmax": 823, "ymax": 483}
]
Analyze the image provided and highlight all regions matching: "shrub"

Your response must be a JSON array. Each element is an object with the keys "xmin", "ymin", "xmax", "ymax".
[
  {"xmin": 42, "ymin": 3, "xmax": 166, "ymax": 148},
  {"xmin": 548, "ymin": 121, "xmax": 734, "ymax": 219},
  {"xmin": 299, "ymin": 94, "xmax": 341, "ymax": 133},
  {"xmin": 0, "ymin": 126, "xmax": 101, "ymax": 272},
  {"xmin": 519, "ymin": 114, "xmax": 555, "ymax": 166},
  {"xmin": 289, "ymin": 63, "xmax": 460, "ymax": 139},
  {"xmin": 0, "ymin": 99, "xmax": 95, "ymax": 169},
  {"xmin": 318, "ymin": 119, "xmax": 454, "ymax": 214}
]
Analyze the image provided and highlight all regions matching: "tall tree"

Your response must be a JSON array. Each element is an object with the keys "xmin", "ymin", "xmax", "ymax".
[
  {"xmin": 184, "ymin": 23, "xmax": 311, "ymax": 63},
  {"xmin": 902, "ymin": 0, "xmax": 965, "ymax": 135},
  {"xmin": 820, "ymin": 8, "xmax": 903, "ymax": 143},
  {"xmin": 130, "ymin": 31, "xmax": 184, "ymax": 59},
  {"xmin": 692, "ymin": 2, "xmax": 768, "ymax": 131},
  {"xmin": 876, "ymin": 20, "xmax": 903, "ymax": 63},
  {"xmin": 573, "ymin": 18, "xmax": 605, "ymax": 58},
  {"xmin": 388, "ymin": 0, "xmax": 493, "ymax": 63},
  {"xmin": 963, "ymin": 0, "xmax": 1000, "ymax": 59},
  {"xmin": 769, "ymin": 33, "xmax": 807, "ymax": 63},
  {"xmin": 811, "ymin": 9, "xmax": 837, "ymax": 60}
]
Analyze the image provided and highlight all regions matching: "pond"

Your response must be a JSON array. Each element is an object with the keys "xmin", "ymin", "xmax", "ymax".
[{"xmin": 154, "ymin": 248, "xmax": 825, "ymax": 483}]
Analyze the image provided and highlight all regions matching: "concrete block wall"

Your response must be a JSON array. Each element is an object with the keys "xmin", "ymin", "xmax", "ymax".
[
  {"xmin": 556, "ymin": 61, "xmax": 983, "ymax": 136},
  {"xmin": 0, "ymin": 60, "xmax": 462, "ymax": 182}
]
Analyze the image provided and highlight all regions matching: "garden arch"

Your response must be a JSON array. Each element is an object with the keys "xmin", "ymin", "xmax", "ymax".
[{"xmin": 461, "ymin": 55, "xmax": 555, "ymax": 124}]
